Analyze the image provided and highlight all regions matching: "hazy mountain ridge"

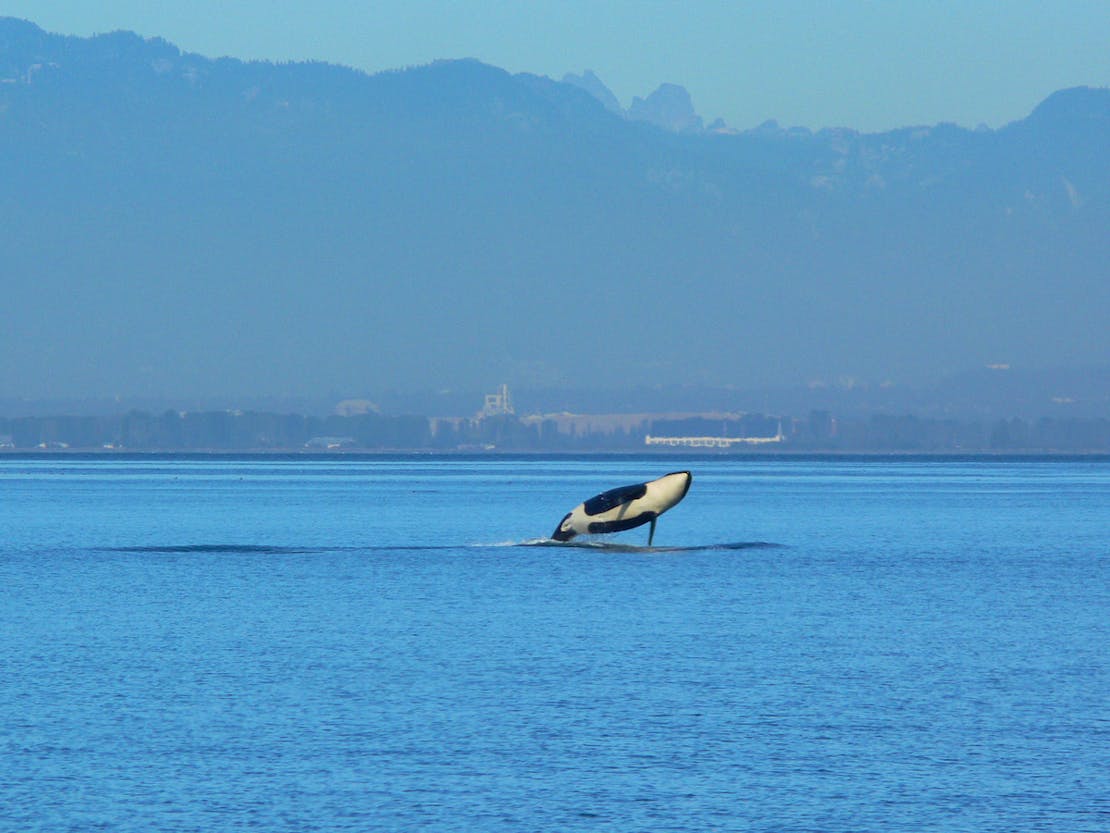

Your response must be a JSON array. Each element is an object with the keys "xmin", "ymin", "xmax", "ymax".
[
  {"xmin": 7, "ymin": 20, "xmax": 1106, "ymax": 198},
  {"xmin": 563, "ymin": 71, "xmax": 707, "ymax": 132},
  {"xmin": 2, "ymin": 18, "xmax": 1107, "ymax": 413}
]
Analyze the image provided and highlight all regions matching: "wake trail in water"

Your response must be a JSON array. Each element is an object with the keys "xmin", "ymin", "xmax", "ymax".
[
  {"xmin": 104, "ymin": 544, "xmax": 322, "ymax": 555},
  {"xmin": 102, "ymin": 540, "xmax": 782, "ymax": 555}
]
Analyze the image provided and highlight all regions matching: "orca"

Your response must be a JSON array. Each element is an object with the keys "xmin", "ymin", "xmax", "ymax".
[{"xmin": 551, "ymin": 471, "xmax": 692, "ymax": 546}]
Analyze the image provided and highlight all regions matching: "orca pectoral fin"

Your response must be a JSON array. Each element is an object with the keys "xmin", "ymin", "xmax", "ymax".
[{"xmin": 648, "ymin": 517, "xmax": 657, "ymax": 547}]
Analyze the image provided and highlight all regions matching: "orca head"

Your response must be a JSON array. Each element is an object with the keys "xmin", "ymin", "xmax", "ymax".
[
  {"xmin": 551, "ymin": 512, "xmax": 576, "ymax": 541},
  {"xmin": 652, "ymin": 470, "xmax": 693, "ymax": 511}
]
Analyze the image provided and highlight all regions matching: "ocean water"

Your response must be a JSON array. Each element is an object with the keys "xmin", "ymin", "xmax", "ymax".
[{"xmin": 1, "ymin": 455, "xmax": 1107, "ymax": 832}]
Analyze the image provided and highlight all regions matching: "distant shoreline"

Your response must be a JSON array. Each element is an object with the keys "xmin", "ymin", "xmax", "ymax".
[{"xmin": 3, "ymin": 449, "xmax": 1109, "ymax": 462}]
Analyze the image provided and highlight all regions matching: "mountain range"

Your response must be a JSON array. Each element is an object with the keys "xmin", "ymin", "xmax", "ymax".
[{"xmin": 2, "ymin": 18, "xmax": 1107, "ymax": 415}]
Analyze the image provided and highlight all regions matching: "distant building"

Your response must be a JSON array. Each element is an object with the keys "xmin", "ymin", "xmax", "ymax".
[
  {"xmin": 479, "ymin": 384, "xmax": 514, "ymax": 418},
  {"xmin": 305, "ymin": 436, "xmax": 356, "ymax": 450},
  {"xmin": 644, "ymin": 421, "xmax": 785, "ymax": 448},
  {"xmin": 335, "ymin": 399, "xmax": 379, "ymax": 416}
]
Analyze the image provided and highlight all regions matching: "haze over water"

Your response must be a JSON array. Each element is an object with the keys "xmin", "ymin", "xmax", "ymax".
[{"xmin": 2, "ymin": 456, "xmax": 1108, "ymax": 831}]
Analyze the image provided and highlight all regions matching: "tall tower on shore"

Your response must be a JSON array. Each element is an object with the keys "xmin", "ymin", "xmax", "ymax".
[{"xmin": 480, "ymin": 384, "xmax": 514, "ymax": 417}]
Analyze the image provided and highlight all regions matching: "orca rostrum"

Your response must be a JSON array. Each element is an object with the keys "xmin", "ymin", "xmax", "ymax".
[{"xmin": 551, "ymin": 471, "xmax": 692, "ymax": 546}]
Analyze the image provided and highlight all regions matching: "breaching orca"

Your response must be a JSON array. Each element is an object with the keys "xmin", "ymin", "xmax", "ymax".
[{"xmin": 551, "ymin": 471, "xmax": 692, "ymax": 546}]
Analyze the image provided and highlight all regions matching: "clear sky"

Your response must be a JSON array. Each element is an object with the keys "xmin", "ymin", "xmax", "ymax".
[{"xmin": 3, "ymin": 1, "xmax": 1109, "ymax": 130}]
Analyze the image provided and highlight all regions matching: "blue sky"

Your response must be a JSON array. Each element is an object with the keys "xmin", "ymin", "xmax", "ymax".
[{"xmin": 3, "ymin": 1, "xmax": 1108, "ymax": 131}]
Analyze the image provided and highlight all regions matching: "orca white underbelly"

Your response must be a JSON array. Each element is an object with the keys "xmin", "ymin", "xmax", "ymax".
[{"xmin": 551, "ymin": 471, "xmax": 692, "ymax": 545}]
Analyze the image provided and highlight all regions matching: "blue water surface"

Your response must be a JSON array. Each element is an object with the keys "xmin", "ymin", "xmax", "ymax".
[{"xmin": 1, "ymin": 456, "xmax": 1108, "ymax": 832}]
